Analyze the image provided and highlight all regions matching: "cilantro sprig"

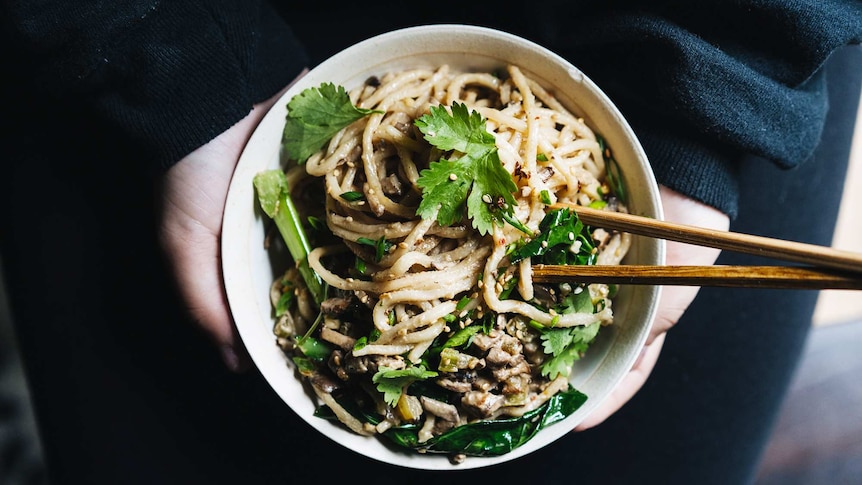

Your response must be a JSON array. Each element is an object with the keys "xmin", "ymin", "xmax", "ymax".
[
  {"xmin": 283, "ymin": 83, "xmax": 382, "ymax": 164},
  {"xmin": 538, "ymin": 322, "xmax": 600, "ymax": 379},
  {"xmin": 529, "ymin": 289, "xmax": 601, "ymax": 379},
  {"xmin": 372, "ymin": 365, "xmax": 438, "ymax": 406},
  {"xmin": 414, "ymin": 103, "xmax": 519, "ymax": 235}
]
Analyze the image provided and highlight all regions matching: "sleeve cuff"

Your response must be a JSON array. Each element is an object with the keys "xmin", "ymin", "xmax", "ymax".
[{"xmin": 633, "ymin": 121, "xmax": 740, "ymax": 219}]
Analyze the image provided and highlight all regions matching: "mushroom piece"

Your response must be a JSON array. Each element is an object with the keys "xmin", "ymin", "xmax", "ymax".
[{"xmin": 420, "ymin": 396, "xmax": 460, "ymax": 423}]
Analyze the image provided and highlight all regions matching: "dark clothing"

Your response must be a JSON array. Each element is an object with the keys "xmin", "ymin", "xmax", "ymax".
[
  {"xmin": 3, "ymin": 1, "xmax": 860, "ymax": 216},
  {"xmin": 1, "ymin": 1, "xmax": 860, "ymax": 484}
]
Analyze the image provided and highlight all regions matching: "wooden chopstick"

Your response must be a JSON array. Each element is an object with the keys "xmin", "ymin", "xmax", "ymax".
[
  {"xmin": 528, "ymin": 202, "xmax": 862, "ymax": 289},
  {"xmin": 552, "ymin": 203, "xmax": 862, "ymax": 274},
  {"xmin": 532, "ymin": 264, "xmax": 862, "ymax": 289}
]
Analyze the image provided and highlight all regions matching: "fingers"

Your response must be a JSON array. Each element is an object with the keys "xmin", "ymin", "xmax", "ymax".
[
  {"xmin": 574, "ymin": 186, "xmax": 730, "ymax": 429},
  {"xmin": 574, "ymin": 333, "xmax": 666, "ymax": 430},
  {"xmin": 159, "ymin": 213, "xmax": 250, "ymax": 371},
  {"xmin": 647, "ymin": 186, "xmax": 730, "ymax": 342},
  {"xmin": 157, "ymin": 125, "xmax": 254, "ymax": 372}
]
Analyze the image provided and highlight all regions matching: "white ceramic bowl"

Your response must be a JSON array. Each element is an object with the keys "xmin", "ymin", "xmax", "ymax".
[{"xmin": 222, "ymin": 24, "xmax": 664, "ymax": 470}]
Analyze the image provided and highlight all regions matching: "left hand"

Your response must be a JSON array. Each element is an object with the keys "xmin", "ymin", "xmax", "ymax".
[
  {"xmin": 575, "ymin": 185, "xmax": 730, "ymax": 430},
  {"xmin": 157, "ymin": 87, "xmax": 292, "ymax": 372}
]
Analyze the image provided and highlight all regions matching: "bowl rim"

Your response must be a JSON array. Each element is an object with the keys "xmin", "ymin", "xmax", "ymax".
[{"xmin": 222, "ymin": 23, "xmax": 665, "ymax": 470}]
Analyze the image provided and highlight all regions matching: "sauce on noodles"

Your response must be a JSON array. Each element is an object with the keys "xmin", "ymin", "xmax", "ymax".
[{"xmin": 266, "ymin": 64, "xmax": 630, "ymax": 460}]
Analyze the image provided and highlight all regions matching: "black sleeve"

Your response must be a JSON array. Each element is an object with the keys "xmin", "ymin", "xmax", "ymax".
[
  {"xmin": 2, "ymin": 0, "xmax": 308, "ymax": 170},
  {"xmin": 4, "ymin": 1, "xmax": 859, "ymax": 217},
  {"xmin": 544, "ymin": 0, "xmax": 862, "ymax": 217}
]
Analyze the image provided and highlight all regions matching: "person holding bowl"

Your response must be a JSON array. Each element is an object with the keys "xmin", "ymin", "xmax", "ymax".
[{"xmin": 1, "ymin": 2, "xmax": 859, "ymax": 484}]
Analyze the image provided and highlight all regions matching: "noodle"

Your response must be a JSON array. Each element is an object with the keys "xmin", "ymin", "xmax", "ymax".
[{"xmin": 271, "ymin": 64, "xmax": 631, "ymax": 457}]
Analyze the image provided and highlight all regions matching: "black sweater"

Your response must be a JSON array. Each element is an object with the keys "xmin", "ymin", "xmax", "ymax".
[{"xmin": 3, "ymin": 1, "xmax": 861, "ymax": 217}]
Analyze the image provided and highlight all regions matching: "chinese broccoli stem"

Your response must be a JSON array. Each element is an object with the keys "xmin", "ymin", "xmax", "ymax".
[{"xmin": 253, "ymin": 169, "xmax": 325, "ymax": 306}]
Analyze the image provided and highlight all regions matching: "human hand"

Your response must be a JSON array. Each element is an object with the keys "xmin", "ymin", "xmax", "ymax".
[
  {"xmin": 158, "ymin": 86, "xmax": 294, "ymax": 372},
  {"xmin": 575, "ymin": 185, "xmax": 730, "ymax": 430}
]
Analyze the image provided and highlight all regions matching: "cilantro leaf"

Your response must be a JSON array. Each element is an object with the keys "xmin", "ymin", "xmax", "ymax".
[
  {"xmin": 415, "ymin": 102, "xmax": 496, "ymax": 154},
  {"xmin": 414, "ymin": 159, "xmax": 472, "ymax": 226},
  {"xmin": 555, "ymin": 288, "xmax": 594, "ymax": 315},
  {"xmin": 415, "ymin": 103, "xmax": 518, "ymax": 235},
  {"xmin": 540, "ymin": 322, "xmax": 601, "ymax": 379},
  {"xmin": 372, "ymin": 365, "xmax": 438, "ymax": 407},
  {"xmin": 283, "ymin": 83, "xmax": 382, "ymax": 164}
]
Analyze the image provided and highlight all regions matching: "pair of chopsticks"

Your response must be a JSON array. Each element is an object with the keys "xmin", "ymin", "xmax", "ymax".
[{"xmin": 530, "ymin": 203, "xmax": 862, "ymax": 290}]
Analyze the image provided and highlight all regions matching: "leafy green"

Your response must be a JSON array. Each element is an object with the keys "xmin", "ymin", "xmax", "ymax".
[
  {"xmin": 295, "ymin": 336, "xmax": 332, "ymax": 363},
  {"xmin": 274, "ymin": 291, "xmax": 294, "ymax": 317},
  {"xmin": 339, "ymin": 190, "xmax": 365, "ymax": 202},
  {"xmin": 253, "ymin": 169, "xmax": 326, "ymax": 306},
  {"xmin": 381, "ymin": 386, "xmax": 587, "ymax": 457},
  {"xmin": 441, "ymin": 325, "xmax": 482, "ymax": 349},
  {"xmin": 372, "ymin": 365, "xmax": 438, "ymax": 406},
  {"xmin": 353, "ymin": 336, "xmax": 368, "ymax": 351},
  {"xmin": 414, "ymin": 103, "xmax": 519, "ymax": 235},
  {"xmin": 291, "ymin": 356, "xmax": 316, "ymax": 376},
  {"xmin": 539, "ymin": 322, "xmax": 600, "ymax": 379},
  {"xmin": 555, "ymin": 286, "xmax": 595, "ymax": 315},
  {"xmin": 510, "ymin": 208, "xmax": 596, "ymax": 266},
  {"xmin": 356, "ymin": 235, "xmax": 394, "ymax": 262},
  {"xmin": 283, "ymin": 83, "xmax": 382, "ymax": 163},
  {"xmin": 536, "ymin": 289, "xmax": 601, "ymax": 379},
  {"xmin": 596, "ymin": 134, "xmax": 627, "ymax": 204}
]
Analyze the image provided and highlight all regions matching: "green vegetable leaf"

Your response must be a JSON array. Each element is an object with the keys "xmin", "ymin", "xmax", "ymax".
[
  {"xmin": 296, "ymin": 336, "xmax": 332, "ymax": 363},
  {"xmin": 372, "ymin": 365, "xmax": 438, "ymax": 407},
  {"xmin": 381, "ymin": 386, "xmax": 588, "ymax": 456},
  {"xmin": 555, "ymin": 288, "xmax": 594, "ymax": 315},
  {"xmin": 253, "ymin": 169, "xmax": 326, "ymax": 306},
  {"xmin": 540, "ymin": 322, "xmax": 601, "ymax": 379},
  {"xmin": 596, "ymin": 134, "xmax": 627, "ymax": 204},
  {"xmin": 510, "ymin": 208, "xmax": 596, "ymax": 266},
  {"xmin": 442, "ymin": 325, "xmax": 482, "ymax": 349},
  {"xmin": 353, "ymin": 336, "xmax": 368, "ymax": 351},
  {"xmin": 415, "ymin": 103, "xmax": 518, "ymax": 235},
  {"xmin": 283, "ymin": 83, "xmax": 382, "ymax": 163},
  {"xmin": 339, "ymin": 191, "xmax": 365, "ymax": 202},
  {"xmin": 356, "ymin": 235, "xmax": 394, "ymax": 262},
  {"xmin": 415, "ymin": 102, "xmax": 496, "ymax": 154},
  {"xmin": 274, "ymin": 291, "xmax": 294, "ymax": 317}
]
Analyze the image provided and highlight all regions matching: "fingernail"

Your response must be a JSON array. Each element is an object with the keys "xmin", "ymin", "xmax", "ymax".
[{"xmin": 220, "ymin": 344, "xmax": 240, "ymax": 372}]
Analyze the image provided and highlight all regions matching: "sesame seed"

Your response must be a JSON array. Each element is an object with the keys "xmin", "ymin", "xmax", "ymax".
[
  {"xmin": 449, "ymin": 173, "xmax": 458, "ymax": 181},
  {"xmin": 482, "ymin": 194, "xmax": 492, "ymax": 204}
]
